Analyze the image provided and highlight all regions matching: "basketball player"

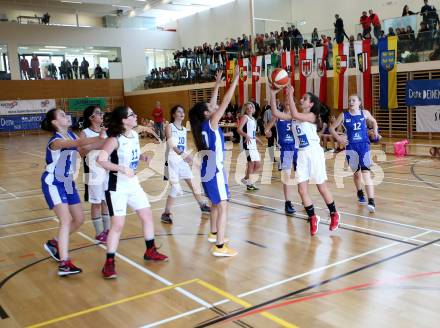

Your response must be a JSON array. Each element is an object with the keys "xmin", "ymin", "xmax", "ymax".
[
  {"xmin": 97, "ymin": 106, "xmax": 168, "ymax": 279},
  {"xmin": 329, "ymin": 94, "xmax": 379, "ymax": 212}
]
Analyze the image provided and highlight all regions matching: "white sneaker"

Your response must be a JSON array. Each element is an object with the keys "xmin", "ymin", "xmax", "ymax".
[
  {"xmin": 240, "ymin": 178, "xmax": 248, "ymax": 186},
  {"xmin": 367, "ymin": 204, "xmax": 376, "ymax": 213}
]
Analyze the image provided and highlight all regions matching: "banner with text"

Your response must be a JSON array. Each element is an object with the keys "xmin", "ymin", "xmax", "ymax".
[
  {"xmin": 67, "ymin": 98, "xmax": 107, "ymax": 111},
  {"xmin": 0, "ymin": 99, "xmax": 55, "ymax": 116},
  {"xmin": 406, "ymin": 80, "xmax": 440, "ymax": 106},
  {"xmin": 416, "ymin": 106, "xmax": 440, "ymax": 132},
  {"xmin": 0, "ymin": 114, "xmax": 45, "ymax": 132}
]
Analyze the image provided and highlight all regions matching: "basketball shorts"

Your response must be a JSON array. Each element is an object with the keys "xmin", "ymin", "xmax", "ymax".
[
  {"xmin": 278, "ymin": 145, "xmax": 298, "ymax": 171},
  {"xmin": 296, "ymin": 146, "xmax": 327, "ymax": 184},
  {"xmin": 346, "ymin": 142, "xmax": 371, "ymax": 171},
  {"xmin": 105, "ymin": 182, "xmax": 150, "ymax": 217},
  {"xmin": 42, "ymin": 174, "xmax": 81, "ymax": 210}
]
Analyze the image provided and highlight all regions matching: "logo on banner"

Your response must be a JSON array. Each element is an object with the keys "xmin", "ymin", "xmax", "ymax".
[
  {"xmin": 380, "ymin": 50, "xmax": 396, "ymax": 71},
  {"xmin": 316, "ymin": 58, "xmax": 326, "ymax": 77},
  {"xmin": 357, "ymin": 52, "xmax": 369, "ymax": 72},
  {"xmin": 301, "ymin": 60, "xmax": 312, "ymax": 77},
  {"xmin": 41, "ymin": 99, "xmax": 51, "ymax": 107},
  {"xmin": 335, "ymin": 55, "xmax": 347, "ymax": 75},
  {"xmin": 240, "ymin": 66, "xmax": 247, "ymax": 82},
  {"xmin": 252, "ymin": 66, "xmax": 261, "ymax": 82},
  {"xmin": 226, "ymin": 67, "xmax": 234, "ymax": 84},
  {"xmin": 0, "ymin": 101, "xmax": 18, "ymax": 109}
]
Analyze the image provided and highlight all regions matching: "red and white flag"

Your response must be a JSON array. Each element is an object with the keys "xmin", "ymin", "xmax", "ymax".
[
  {"xmin": 281, "ymin": 51, "xmax": 295, "ymax": 88},
  {"xmin": 313, "ymin": 46, "xmax": 328, "ymax": 103},
  {"xmin": 354, "ymin": 40, "xmax": 372, "ymax": 109},
  {"xmin": 299, "ymin": 48, "xmax": 314, "ymax": 96},
  {"xmin": 332, "ymin": 42, "xmax": 349, "ymax": 109},
  {"xmin": 264, "ymin": 54, "xmax": 272, "ymax": 103},
  {"xmin": 251, "ymin": 56, "xmax": 263, "ymax": 106},
  {"xmin": 238, "ymin": 57, "xmax": 249, "ymax": 106}
]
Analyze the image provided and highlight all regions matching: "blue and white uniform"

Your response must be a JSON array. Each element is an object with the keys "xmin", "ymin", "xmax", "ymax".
[
  {"xmin": 41, "ymin": 131, "xmax": 81, "ymax": 209},
  {"xmin": 200, "ymin": 120, "xmax": 230, "ymax": 205},
  {"xmin": 105, "ymin": 131, "xmax": 150, "ymax": 216},
  {"xmin": 276, "ymin": 119, "xmax": 298, "ymax": 171},
  {"xmin": 343, "ymin": 110, "xmax": 371, "ymax": 171},
  {"xmin": 292, "ymin": 120, "xmax": 327, "ymax": 184}
]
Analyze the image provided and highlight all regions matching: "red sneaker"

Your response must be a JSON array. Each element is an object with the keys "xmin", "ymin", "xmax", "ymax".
[
  {"xmin": 102, "ymin": 258, "xmax": 117, "ymax": 279},
  {"xmin": 58, "ymin": 260, "xmax": 82, "ymax": 276},
  {"xmin": 309, "ymin": 215, "xmax": 320, "ymax": 236},
  {"xmin": 96, "ymin": 230, "xmax": 108, "ymax": 244},
  {"xmin": 44, "ymin": 238, "xmax": 60, "ymax": 261},
  {"xmin": 144, "ymin": 247, "xmax": 168, "ymax": 262},
  {"xmin": 329, "ymin": 212, "xmax": 340, "ymax": 231}
]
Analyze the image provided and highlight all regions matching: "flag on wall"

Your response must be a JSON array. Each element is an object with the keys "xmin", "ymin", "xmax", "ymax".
[
  {"xmin": 281, "ymin": 50, "xmax": 295, "ymax": 88},
  {"xmin": 225, "ymin": 59, "xmax": 236, "ymax": 92},
  {"xmin": 354, "ymin": 40, "xmax": 372, "ymax": 109},
  {"xmin": 238, "ymin": 57, "xmax": 249, "ymax": 106},
  {"xmin": 314, "ymin": 46, "xmax": 328, "ymax": 103},
  {"xmin": 299, "ymin": 48, "xmax": 314, "ymax": 97},
  {"xmin": 379, "ymin": 36, "xmax": 398, "ymax": 109},
  {"xmin": 332, "ymin": 42, "xmax": 349, "ymax": 109},
  {"xmin": 264, "ymin": 54, "xmax": 272, "ymax": 102},
  {"xmin": 251, "ymin": 56, "xmax": 262, "ymax": 106}
]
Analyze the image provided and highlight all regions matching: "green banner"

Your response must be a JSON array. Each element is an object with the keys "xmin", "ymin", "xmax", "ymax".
[{"xmin": 67, "ymin": 98, "xmax": 107, "ymax": 111}]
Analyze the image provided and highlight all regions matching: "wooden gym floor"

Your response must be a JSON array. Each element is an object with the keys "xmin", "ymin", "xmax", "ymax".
[{"xmin": 0, "ymin": 134, "xmax": 439, "ymax": 328}]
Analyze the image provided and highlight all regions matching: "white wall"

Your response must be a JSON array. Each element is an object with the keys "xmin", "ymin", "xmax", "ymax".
[
  {"xmin": 0, "ymin": 22, "xmax": 180, "ymax": 90},
  {"xmin": 291, "ymin": 0, "xmax": 427, "ymax": 37},
  {"xmin": 176, "ymin": 0, "xmax": 251, "ymax": 47}
]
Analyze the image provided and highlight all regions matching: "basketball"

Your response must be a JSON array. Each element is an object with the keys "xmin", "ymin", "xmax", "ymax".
[{"xmin": 269, "ymin": 68, "xmax": 289, "ymax": 89}]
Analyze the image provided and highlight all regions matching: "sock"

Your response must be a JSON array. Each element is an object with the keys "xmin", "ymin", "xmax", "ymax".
[
  {"xmin": 305, "ymin": 205, "xmax": 315, "ymax": 218},
  {"xmin": 357, "ymin": 189, "xmax": 364, "ymax": 198},
  {"xmin": 210, "ymin": 231, "xmax": 217, "ymax": 235},
  {"xmin": 106, "ymin": 253, "xmax": 115, "ymax": 261},
  {"xmin": 216, "ymin": 243, "xmax": 224, "ymax": 248},
  {"xmin": 327, "ymin": 201, "xmax": 337, "ymax": 214},
  {"xmin": 92, "ymin": 217, "xmax": 103, "ymax": 235},
  {"xmin": 368, "ymin": 198, "xmax": 375, "ymax": 206},
  {"xmin": 102, "ymin": 213, "xmax": 110, "ymax": 231},
  {"xmin": 145, "ymin": 239, "xmax": 155, "ymax": 249}
]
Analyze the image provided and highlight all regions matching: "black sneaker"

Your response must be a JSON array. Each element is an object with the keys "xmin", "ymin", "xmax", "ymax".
[
  {"xmin": 44, "ymin": 239, "xmax": 60, "ymax": 261},
  {"xmin": 160, "ymin": 213, "xmax": 173, "ymax": 224},
  {"xmin": 58, "ymin": 260, "xmax": 82, "ymax": 276},
  {"xmin": 285, "ymin": 201, "xmax": 296, "ymax": 214},
  {"xmin": 367, "ymin": 199, "xmax": 376, "ymax": 213},
  {"xmin": 247, "ymin": 185, "xmax": 259, "ymax": 191},
  {"xmin": 200, "ymin": 203, "xmax": 211, "ymax": 213}
]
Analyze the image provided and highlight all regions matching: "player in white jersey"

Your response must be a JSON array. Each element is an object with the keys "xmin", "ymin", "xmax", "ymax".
[
  {"xmin": 237, "ymin": 102, "xmax": 263, "ymax": 191},
  {"xmin": 79, "ymin": 105, "xmax": 110, "ymax": 243},
  {"xmin": 97, "ymin": 106, "xmax": 168, "ymax": 279},
  {"xmin": 284, "ymin": 85, "xmax": 341, "ymax": 236},
  {"xmin": 41, "ymin": 108, "xmax": 105, "ymax": 276},
  {"xmin": 160, "ymin": 105, "xmax": 210, "ymax": 224}
]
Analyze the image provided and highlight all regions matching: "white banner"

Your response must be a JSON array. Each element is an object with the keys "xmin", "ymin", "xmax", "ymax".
[
  {"xmin": 0, "ymin": 99, "xmax": 56, "ymax": 116},
  {"xmin": 416, "ymin": 106, "xmax": 440, "ymax": 132}
]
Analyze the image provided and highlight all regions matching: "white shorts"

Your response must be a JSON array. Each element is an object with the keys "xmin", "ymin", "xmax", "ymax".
[
  {"xmin": 245, "ymin": 149, "xmax": 261, "ymax": 162},
  {"xmin": 105, "ymin": 183, "xmax": 150, "ymax": 217},
  {"xmin": 85, "ymin": 182, "xmax": 106, "ymax": 204},
  {"xmin": 168, "ymin": 158, "xmax": 193, "ymax": 182},
  {"xmin": 296, "ymin": 146, "xmax": 327, "ymax": 184}
]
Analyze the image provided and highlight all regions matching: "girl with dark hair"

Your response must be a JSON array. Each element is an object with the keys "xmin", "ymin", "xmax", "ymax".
[
  {"xmin": 160, "ymin": 104, "xmax": 210, "ymax": 224},
  {"xmin": 329, "ymin": 94, "xmax": 379, "ymax": 213},
  {"xmin": 285, "ymin": 86, "xmax": 340, "ymax": 236},
  {"xmin": 79, "ymin": 106, "xmax": 110, "ymax": 243},
  {"xmin": 97, "ymin": 106, "xmax": 167, "ymax": 279},
  {"xmin": 41, "ymin": 108, "xmax": 105, "ymax": 276},
  {"xmin": 189, "ymin": 66, "xmax": 239, "ymax": 257}
]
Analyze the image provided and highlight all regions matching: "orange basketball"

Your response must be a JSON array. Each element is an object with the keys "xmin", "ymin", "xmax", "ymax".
[{"xmin": 269, "ymin": 68, "xmax": 289, "ymax": 89}]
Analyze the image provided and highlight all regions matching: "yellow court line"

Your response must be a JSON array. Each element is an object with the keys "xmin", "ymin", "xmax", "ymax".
[
  {"xmin": 197, "ymin": 279, "xmax": 298, "ymax": 328},
  {"xmin": 26, "ymin": 278, "xmax": 199, "ymax": 328}
]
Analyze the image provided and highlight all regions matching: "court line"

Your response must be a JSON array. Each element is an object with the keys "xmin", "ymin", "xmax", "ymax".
[
  {"xmin": 25, "ymin": 279, "xmax": 199, "ymax": 328},
  {"xmin": 196, "ymin": 280, "xmax": 297, "ymax": 328},
  {"xmin": 140, "ymin": 230, "xmax": 431, "ymax": 327},
  {"xmin": 0, "ymin": 186, "xmax": 16, "ymax": 199}
]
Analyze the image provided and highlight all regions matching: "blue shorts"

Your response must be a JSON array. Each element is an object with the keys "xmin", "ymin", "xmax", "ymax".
[
  {"xmin": 346, "ymin": 142, "xmax": 371, "ymax": 171},
  {"xmin": 201, "ymin": 168, "xmax": 230, "ymax": 205},
  {"xmin": 41, "ymin": 173, "xmax": 81, "ymax": 209},
  {"xmin": 279, "ymin": 145, "xmax": 298, "ymax": 171}
]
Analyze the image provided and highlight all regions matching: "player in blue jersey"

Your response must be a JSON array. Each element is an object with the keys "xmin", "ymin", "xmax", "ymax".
[
  {"xmin": 41, "ymin": 108, "xmax": 105, "ymax": 276},
  {"xmin": 330, "ymin": 94, "xmax": 379, "ymax": 213},
  {"xmin": 264, "ymin": 97, "xmax": 298, "ymax": 214},
  {"xmin": 189, "ymin": 66, "xmax": 239, "ymax": 257}
]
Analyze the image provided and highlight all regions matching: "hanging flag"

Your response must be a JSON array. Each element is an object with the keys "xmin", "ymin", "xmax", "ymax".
[
  {"xmin": 332, "ymin": 42, "xmax": 349, "ymax": 110},
  {"xmin": 379, "ymin": 36, "xmax": 398, "ymax": 109},
  {"xmin": 251, "ymin": 56, "xmax": 263, "ymax": 106},
  {"xmin": 299, "ymin": 48, "xmax": 314, "ymax": 97},
  {"xmin": 313, "ymin": 46, "xmax": 328, "ymax": 103},
  {"xmin": 238, "ymin": 57, "xmax": 249, "ymax": 106},
  {"xmin": 281, "ymin": 51, "xmax": 295, "ymax": 95},
  {"xmin": 264, "ymin": 54, "xmax": 272, "ymax": 102},
  {"xmin": 354, "ymin": 40, "xmax": 372, "ymax": 109},
  {"xmin": 225, "ymin": 59, "xmax": 236, "ymax": 92}
]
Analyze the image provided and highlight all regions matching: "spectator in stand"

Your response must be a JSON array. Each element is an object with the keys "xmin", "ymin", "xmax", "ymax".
[
  {"xmin": 152, "ymin": 101, "xmax": 165, "ymax": 141},
  {"xmin": 369, "ymin": 9, "xmax": 382, "ymax": 42},
  {"xmin": 334, "ymin": 14, "xmax": 349, "ymax": 44},
  {"xmin": 80, "ymin": 57, "xmax": 90, "ymax": 79},
  {"xmin": 420, "ymin": 0, "xmax": 439, "ymax": 31},
  {"xmin": 303, "ymin": 39, "xmax": 314, "ymax": 49},
  {"xmin": 418, "ymin": 21, "xmax": 431, "ymax": 50},
  {"xmin": 59, "ymin": 60, "xmax": 67, "ymax": 80},
  {"xmin": 311, "ymin": 28, "xmax": 319, "ymax": 44},
  {"xmin": 402, "ymin": 5, "xmax": 416, "ymax": 16},
  {"xmin": 42, "ymin": 12, "xmax": 50, "ymax": 25},
  {"xmin": 94, "ymin": 64, "xmax": 104, "ymax": 79},
  {"xmin": 31, "ymin": 54, "xmax": 41, "ymax": 79},
  {"xmin": 72, "ymin": 58, "xmax": 79, "ymax": 79},
  {"xmin": 360, "ymin": 11, "xmax": 372, "ymax": 39},
  {"xmin": 48, "ymin": 63, "xmax": 57, "ymax": 79},
  {"xmin": 291, "ymin": 25, "xmax": 303, "ymax": 53},
  {"xmin": 388, "ymin": 27, "xmax": 396, "ymax": 36},
  {"xmin": 66, "ymin": 59, "xmax": 73, "ymax": 79},
  {"xmin": 20, "ymin": 56, "xmax": 29, "ymax": 80},
  {"xmin": 281, "ymin": 26, "xmax": 290, "ymax": 50}
]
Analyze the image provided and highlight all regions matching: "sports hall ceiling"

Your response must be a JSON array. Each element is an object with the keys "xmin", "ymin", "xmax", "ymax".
[{"xmin": 0, "ymin": 0, "xmax": 235, "ymax": 19}]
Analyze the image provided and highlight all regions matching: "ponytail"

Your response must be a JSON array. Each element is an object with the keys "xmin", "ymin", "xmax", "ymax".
[
  {"xmin": 189, "ymin": 102, "xmax": 209, "ymax": 151},
  {"xmin": 41, "ymin": 108, "xmax": 58, "ymax": 132},
  {"xmin": 306, "ymin": 92, "xmax": 323, "ymax": 130}
]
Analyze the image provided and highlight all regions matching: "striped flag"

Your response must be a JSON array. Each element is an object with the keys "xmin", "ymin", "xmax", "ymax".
[
  {"xmin": 251, "ymin": 56, "xmax": 263, "ymax": 106},
  {"xmin": 379, "ymin": 36, "xmax": 398, "ymax": 109},
  {"xmin": 332, "ymin": 42, "xmax": 349, "ymax": 109},
  {"xmin": 281, "ymin": 51, "xmax": 295, "ymax": 88},
  {"xmin": 238, "ymin": 57, "xmax": 249, "ymax": 106},
  {"xmin": 225, "ymin": 59, "xmax": 235, "ymax": 92},
  {"xmin": 299, "ymin": 48, "xmax": 314, "ymax": 96},
  {"xmin": 264, "ymin": 54, "xmax": 272, "ymax": 102},
  {"xmin": 314, "ymin": 46, "xmax": 328, "ymax": 103},
  {"xmin": 354, "ymin": 40, "xmax": 372, "ymax": 109}
]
